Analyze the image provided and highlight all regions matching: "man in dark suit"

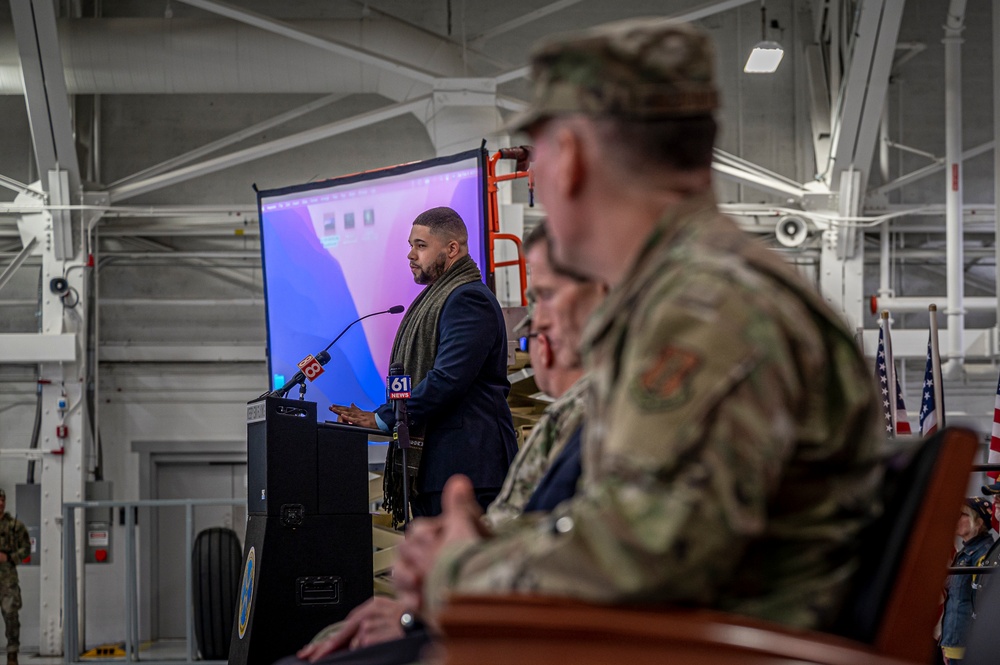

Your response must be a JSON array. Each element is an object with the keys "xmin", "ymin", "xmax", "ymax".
[{"xmin": 330, "ymin": 207, "xmax": 517, "ymax": 519}]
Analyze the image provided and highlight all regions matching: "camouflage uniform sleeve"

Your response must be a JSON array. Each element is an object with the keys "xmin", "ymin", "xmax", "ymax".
[
  {"xmin": 484, "ymin": 379, "xmax": 590, "ymax": 530},
  {"xmin": 483, "ymin": 410, "xmax": 558, "ymax": 529},
  {"xmin": 425, "ymin": 276, "xmax": 806, "ymax": 614},
  {"xmin": 10, "ymin": 519, "xmax": 30, "ymax": 565}
]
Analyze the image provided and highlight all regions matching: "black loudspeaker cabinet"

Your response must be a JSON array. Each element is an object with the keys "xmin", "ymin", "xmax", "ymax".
[{"xmin": 229, "ymin": 396, "xmax": 374, "ymax": 665}]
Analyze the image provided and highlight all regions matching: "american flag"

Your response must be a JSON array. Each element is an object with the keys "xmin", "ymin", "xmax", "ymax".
[
  {"xmin": 895, "ymin": 379, "xmax": 912, "ymax": 435},
  {"xmin": 989, "ymin": 370, "xmax": 1000, "ymax": 483},
  {"xmin": 875, "ymin": 323, "xmax": 912, "ymax": 437},
  {"xmin": 918, "ymin": 339, "xmax": 938, "ymax": 436}
]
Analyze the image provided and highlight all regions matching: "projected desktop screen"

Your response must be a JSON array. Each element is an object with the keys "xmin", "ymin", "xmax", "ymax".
[{"xmin": 258, "ymin": 149, "xmax": 489, "ymax": 418}]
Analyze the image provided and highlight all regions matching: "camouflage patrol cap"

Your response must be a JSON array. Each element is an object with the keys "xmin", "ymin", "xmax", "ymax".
[
  {"xmin": 508, "ymin": 17, "xmax": 719, "ymax": 133},
  {"xmin": 0, "ymin": 488, "xmax": 5, "ymax": 499}
]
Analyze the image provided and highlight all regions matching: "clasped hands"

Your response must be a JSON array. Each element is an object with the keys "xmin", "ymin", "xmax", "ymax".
[{"xmin": 393, "ymin": 475, "xmax": 490, "ymax": 613}]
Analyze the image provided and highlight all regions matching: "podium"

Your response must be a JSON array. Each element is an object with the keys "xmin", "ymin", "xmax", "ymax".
[{"xmin": 229, "ymin": 396, "xmax": 374, "ymax": 665}]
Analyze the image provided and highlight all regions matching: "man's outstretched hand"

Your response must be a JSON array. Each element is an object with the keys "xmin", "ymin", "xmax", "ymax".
[
  {"xmin": 392, "ymin": 475, "xmax": 489, "ymax": 614},
  {"xmin": 328, "ymin": 403, "xmax": 377, "ymax": 430},
  {"xmin": 296, "ymin": 596, "xmax": 409, "ymax": 661}
]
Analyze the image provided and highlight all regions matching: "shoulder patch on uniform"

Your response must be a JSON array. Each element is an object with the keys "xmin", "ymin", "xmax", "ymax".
[{"xmin": 631, "ymin": 345, "xmax": 701, "ymax": 410}]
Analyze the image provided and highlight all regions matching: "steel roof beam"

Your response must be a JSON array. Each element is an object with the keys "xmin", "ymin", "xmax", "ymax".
[
  {"xmin": 173, "ymin": 0, "xmax": 441, "ymax": 85},
  {"xmin": 109, "ymin": 93, "xmax": 346, "ymax": 189},
  {"xmin": 470, "ymin": 0, "xmax": 585, "ymax": 46},
  {"xmin": 825, "ymin": 0, "xmax": 905, "ymax": 191},
  {"xmin": 870, "ymin": 141, "xmax": 993, "ymax": 196},
  {"xmin": 10, "ymin": 0, "xmax": 81, "ymax": 193},
  {"xmin": 108, "ymin": 95, "xmax": 431, "ymax": 202},
  {"xmin": 492, "ymin": 0, "xmax": 758, "ymax": 84}
]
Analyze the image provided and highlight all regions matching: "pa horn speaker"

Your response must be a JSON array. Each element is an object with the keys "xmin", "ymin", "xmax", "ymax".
[{"xmin": 775, "ymin": 215, "xmax": 809, "ymax": 248}]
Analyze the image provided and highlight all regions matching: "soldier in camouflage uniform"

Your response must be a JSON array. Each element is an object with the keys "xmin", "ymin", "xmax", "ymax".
[
  {"xmin": 483, "ymin": 375, "xmax": 588, "ymax": 528},
  {"xmin": 485, "ymin": 221, "xmax": 600, "ymax": 528},
  {"xmin": 0, "ymin": 488, "xmax": 30, "ymax": 665},
  {"xmin": 394, "ymin": 17, "xmax": 885, "ymax": 634}
]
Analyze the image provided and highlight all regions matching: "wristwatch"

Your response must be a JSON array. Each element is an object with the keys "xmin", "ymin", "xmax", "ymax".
[{"xmin": 399, "ymin": 611, "xmax": 424, "ymax": 634}]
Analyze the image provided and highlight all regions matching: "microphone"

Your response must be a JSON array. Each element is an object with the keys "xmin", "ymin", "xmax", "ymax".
[
  {"xmin": 270, "ymin": 351, "xmax": 331, "ymax": 398},
  {"xmin": 320, "ymin": 305, "xmax": 404, "ymax": 355},
  {"xmin": 387, "ymin": 361, "xmax": 411, "ymax": 451},
  {"xmin": 387, "ymin": 362, "xmax": 412, "ymax": 407},
  {"xmin": 388, "ymin": 361, "xmax": 413, "ymax": 526},
  {"xmin": 267, "ymin": 305, "xmax": 405, "ymax": 398}
]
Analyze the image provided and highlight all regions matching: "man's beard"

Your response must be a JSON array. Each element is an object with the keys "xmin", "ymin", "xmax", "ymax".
[{"xmin": 413, "ymin": 252, "xmax": 448, "ymax": 285}]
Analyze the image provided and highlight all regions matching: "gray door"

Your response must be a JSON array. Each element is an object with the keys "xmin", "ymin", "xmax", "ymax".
[{"xmin": 154, "ymin": 462, "xmax": 247, "ymax": 639}]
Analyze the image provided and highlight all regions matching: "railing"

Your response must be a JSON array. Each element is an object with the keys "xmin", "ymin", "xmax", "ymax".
[{"xmin": 62, "ymin": 498, "xmax": 244, "ymax": 665}]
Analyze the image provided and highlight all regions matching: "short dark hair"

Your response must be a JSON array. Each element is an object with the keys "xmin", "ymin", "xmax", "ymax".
[
  {"xmin": 412, "ymin": 206, "xmax": 468, "ymax": 246},
  {"xmin": 594, "ymin": 115, "xmax": 717, "ymax": 172},
  {"xmin": 523, "ymin": 220, "xmax": 590, "ymax": 282}
]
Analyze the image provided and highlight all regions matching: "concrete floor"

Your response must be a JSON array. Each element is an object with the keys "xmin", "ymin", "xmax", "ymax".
[{"xmin": 22, "ymin": 639, "xmax": 219, "ymax": 665}]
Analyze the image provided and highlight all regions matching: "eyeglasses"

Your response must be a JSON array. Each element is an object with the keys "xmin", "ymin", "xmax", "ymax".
[{"xmin": 519, "ymin": 332, "xmax": 541, "ymax": 352}]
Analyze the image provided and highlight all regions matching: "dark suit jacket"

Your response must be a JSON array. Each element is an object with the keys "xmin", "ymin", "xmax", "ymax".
[
  {"xmin": 524, "ymin": 425, "xmax": 583, "ymax": 513},
  {"xmin": 376, "ymin": 281, "xmax": 517, "ymax": 494}
]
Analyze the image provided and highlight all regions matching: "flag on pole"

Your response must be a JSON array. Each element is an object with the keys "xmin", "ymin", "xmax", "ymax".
[
  {"xmin": 928, "ymin": 304, "xmax": 945, "ymax": 431},
  {"xmin": 988, "ymin": 371, "xmax": 1000, "ymax": 534},
  {"xmin": 989, "ymin": 370, "xmax": 1000, "ymax": 482},
  {"xmin": 918, "ymin": 338, "xmax": 938, "ymax": 437},
  {"xmin": 875, "ymin": 324, "xmax": 893, "ymax": 436},
  {"xmin": 875, "ymin": 318, "xmax": 912, "ymax": 437},
  {"xmin": 895, "ymin": 378, "xmax": 912, "ymax": 436}
]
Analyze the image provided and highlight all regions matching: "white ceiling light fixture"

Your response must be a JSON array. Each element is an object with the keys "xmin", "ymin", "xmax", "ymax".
[{"xmin": 744, "ymin": 1, "xmax": 784, "ymax": 74}]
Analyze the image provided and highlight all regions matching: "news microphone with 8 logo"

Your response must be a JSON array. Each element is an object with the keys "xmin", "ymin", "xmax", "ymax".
[
  {"xmin": 270, "ymin": 350, "xmax": 332, "ymax": 399},
  {"xmin": 297, "ymin": 354, "xmax": 327, "ymax": 382}
]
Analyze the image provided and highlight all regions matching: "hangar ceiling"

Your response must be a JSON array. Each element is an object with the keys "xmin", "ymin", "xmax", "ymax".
[{"xmin": 0, "ymin": 0, "xmax": 997, "ymax": 364}]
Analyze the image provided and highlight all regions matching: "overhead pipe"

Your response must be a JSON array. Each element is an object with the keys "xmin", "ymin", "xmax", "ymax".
[
  {"xmin": 0, "ymin": 19, "xmax": 464, "ymax": 98},
  {"xmin": 878, "ymin": 222, "xmax": 892, "ymax": 298},
  {"xmin": 943, "ymin": 0, "xmax": 968, "ymax": 378},
  {"xmin": 871, "ymin": 295, "xmax": 998, "ymax": 315}
]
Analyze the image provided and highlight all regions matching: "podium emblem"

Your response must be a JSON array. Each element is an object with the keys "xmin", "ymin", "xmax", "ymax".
[{"xmin": 237, "ymin": 547, "xmax": 256, "ymax": 639}]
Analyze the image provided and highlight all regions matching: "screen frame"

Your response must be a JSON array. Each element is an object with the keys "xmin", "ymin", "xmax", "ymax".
[{"xmin": 255, "ymin": 146, "xmax": 491, "ymax": 399}]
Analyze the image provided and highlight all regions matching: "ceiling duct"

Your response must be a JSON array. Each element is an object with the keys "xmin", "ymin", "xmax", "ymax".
[{"xmin": 0, "ymin": 18, "xmax": 470, "ymax": 99}]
